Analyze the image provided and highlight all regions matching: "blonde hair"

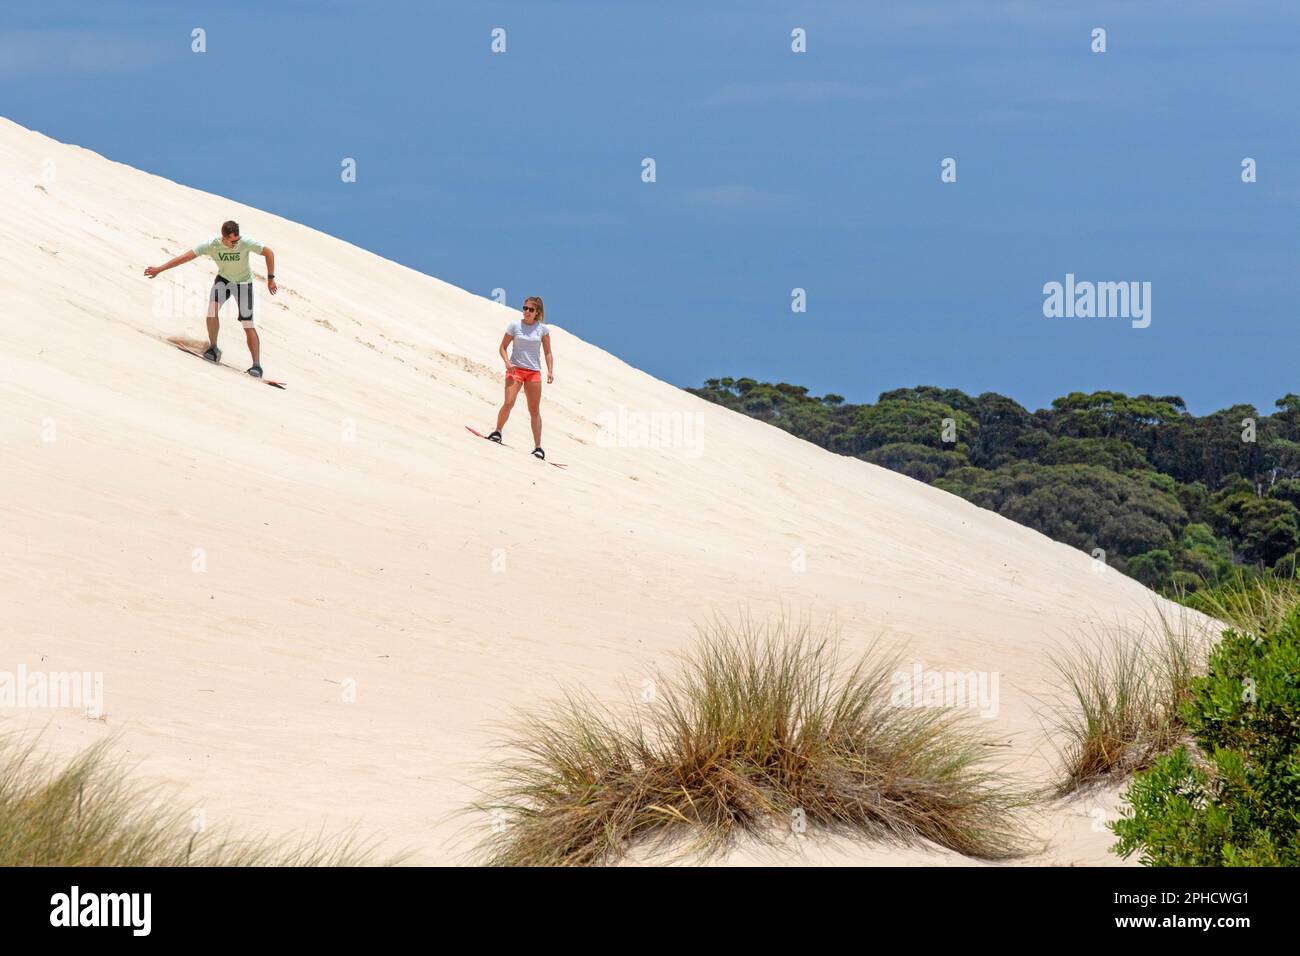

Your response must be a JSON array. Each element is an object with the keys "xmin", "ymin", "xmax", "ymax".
[{"xmin": 524, "ymin": 296, "xmax": 545, "ymax": 322}]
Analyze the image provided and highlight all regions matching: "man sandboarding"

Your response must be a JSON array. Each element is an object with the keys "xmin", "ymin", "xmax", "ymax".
[{"xmin": 144, "ymin": 220, "xmax": 277, "ymax": 378}]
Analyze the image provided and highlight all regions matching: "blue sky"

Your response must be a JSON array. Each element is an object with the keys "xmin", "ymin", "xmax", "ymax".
[{"xmin": 4, "ymin": 0, "xmax": 1298, "ymax": 414}]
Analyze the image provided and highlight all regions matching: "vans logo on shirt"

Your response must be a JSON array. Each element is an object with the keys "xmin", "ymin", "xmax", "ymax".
[{"xmin": 218, "ymin": 252, "xmax": 241, "ymax": 261}]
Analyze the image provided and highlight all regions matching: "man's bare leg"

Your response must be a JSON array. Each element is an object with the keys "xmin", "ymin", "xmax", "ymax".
[
  {"xmin": 244, "ymin": 326, "xmax": 261, "ymax": 366},
  {"xmin": 206, "ymin": 302, "xmax": 220, "ymax": 350}
]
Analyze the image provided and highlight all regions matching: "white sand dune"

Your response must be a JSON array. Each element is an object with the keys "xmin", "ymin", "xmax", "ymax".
[{"xmin": 0, "ymin": 116, "xmax": 1210, "ymax": 865}]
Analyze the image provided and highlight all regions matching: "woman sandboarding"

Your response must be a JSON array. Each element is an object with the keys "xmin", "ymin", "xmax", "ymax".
[{"xmin": 485, "ymin": 296, "xmax": 553, "ymax": 459}]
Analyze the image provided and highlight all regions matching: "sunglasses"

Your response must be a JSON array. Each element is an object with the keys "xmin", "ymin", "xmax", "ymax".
[{"xmin": 522, "ymin": 306, "xmax": 538, "ymax": 313}]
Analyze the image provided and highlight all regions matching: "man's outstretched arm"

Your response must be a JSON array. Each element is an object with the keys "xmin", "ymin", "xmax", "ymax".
[{"xmin": 144, "ymin": 250, "xmax": 196, "ymax": 278}]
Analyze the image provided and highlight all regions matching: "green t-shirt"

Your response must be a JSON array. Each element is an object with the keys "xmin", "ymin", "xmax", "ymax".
[{"xmin": 192, "ymin": 236, "xmax": 265, "ymax": 283}]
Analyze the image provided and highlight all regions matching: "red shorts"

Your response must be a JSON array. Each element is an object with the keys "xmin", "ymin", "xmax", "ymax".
[{"xmin": 506, "ymin": 366, "xmax": 542, "ymax": 384}]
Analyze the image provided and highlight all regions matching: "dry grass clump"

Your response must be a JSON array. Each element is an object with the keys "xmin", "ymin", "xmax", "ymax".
[
  {"xmin": 1182, "ymin": 572, "xmax": 1300, "ymax": 640},
  {"xmin": 0, "ymin": 736, "xmax": 383, "ymax": 866},
  {"xmin": 1046, "ymin": 607, "xmax": 1214, "ymax": 794},
  {"xmin": 473, "ymin": 618, "xmax": 1030, "ymax": 866}
]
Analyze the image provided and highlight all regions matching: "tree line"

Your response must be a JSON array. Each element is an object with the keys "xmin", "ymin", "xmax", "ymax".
[{"xmin": 688, "ymin": 378, "xmax": 1300, "ymax": 593}]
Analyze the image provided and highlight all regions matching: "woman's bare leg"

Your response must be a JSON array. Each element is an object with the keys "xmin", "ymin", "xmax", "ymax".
[
  {"xmin": 524, "ymin": 381, "xmax": 543, "ymax": 447},
  {"xmin": 496, "ymin": 378, "xmax": 523, "ymax": 432}
]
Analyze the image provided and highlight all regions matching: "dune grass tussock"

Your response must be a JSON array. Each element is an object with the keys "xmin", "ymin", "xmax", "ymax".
[
  {"xmin": 1046, "ymin": 609, "xmax": 1214, "ymax": 795},
  {"xmin": 1182, "ymin": 572, "xmax": 1300, "ymax": 640},
  {"xmin": 0, "ymin": 736, "xmax": 382, "ymax": 866},
  {"xmin": 473, "ymin": 619, "xmax": 1031, "ymax": 866}
]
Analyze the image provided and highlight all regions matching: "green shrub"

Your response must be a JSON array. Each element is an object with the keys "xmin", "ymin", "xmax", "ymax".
[{"xmin": 1111, "ymin": 611, "xmax": 1300, "ymax": 865}]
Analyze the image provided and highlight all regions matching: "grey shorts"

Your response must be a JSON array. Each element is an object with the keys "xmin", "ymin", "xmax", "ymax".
[{"xmin": 210, "ymin": 277, "xmax": 254, "ymax": 326}]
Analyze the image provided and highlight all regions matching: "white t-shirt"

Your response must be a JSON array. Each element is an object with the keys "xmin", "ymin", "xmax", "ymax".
[{"xmin": 506, "ymin": 320, "xmax": 549, "ymax": 371}]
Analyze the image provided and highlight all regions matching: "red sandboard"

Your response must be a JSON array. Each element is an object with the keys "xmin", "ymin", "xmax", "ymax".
[{"xmin": 466, "ymin": 426, "xmax": 566, "ymax": 468}]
